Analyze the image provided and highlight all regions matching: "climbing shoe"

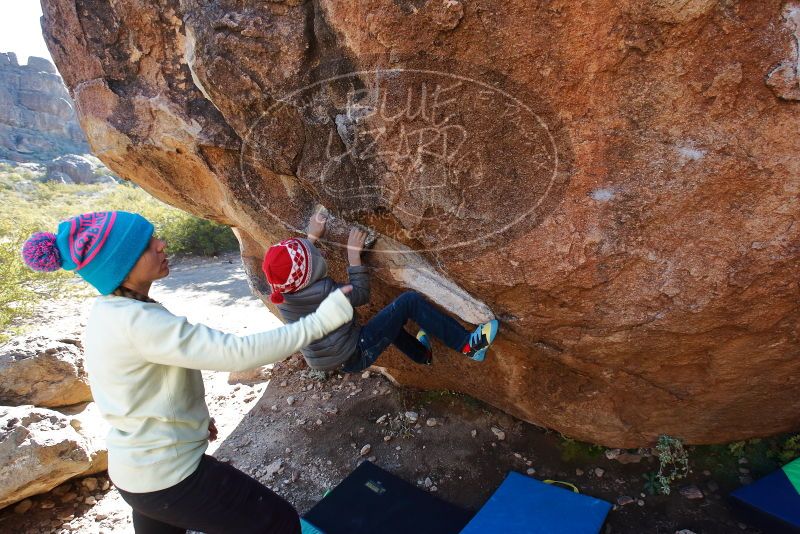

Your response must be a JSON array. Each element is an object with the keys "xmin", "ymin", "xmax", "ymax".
[
  {"xmin": 462, "ymin": 319, "xmax": 499, "ymax": 362},
  {"xmin": 416, "ymin": 329, "xmax": 433, "ymax": 365}
]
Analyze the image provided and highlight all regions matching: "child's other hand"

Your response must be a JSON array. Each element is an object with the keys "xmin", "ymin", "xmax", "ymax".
[
  {"xmin": 208, "ymin": 418, "xmax": 218, "ymax": 442},
  {"xmin": 347, "ymin": 227, "xmax": 368, "ymax": 266},
  {"xmin": 340, "ymin": 284, "xmax": 353, "ymax": 294},
  {"xmin": 307, "ymin": 208, "xmax": 327, "ymax": 244}
]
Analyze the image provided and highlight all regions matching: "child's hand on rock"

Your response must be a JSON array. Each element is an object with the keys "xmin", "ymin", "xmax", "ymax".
[
  {"xmin": 307, "ymin": 208, "xmax": 327, "ymax": 244},
  {"xmin": 347, "ymin": 227, "xmax": 368, "ymax": 266}
]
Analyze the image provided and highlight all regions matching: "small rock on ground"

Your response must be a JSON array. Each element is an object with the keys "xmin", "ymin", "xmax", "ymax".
[
  {"xmin": 617, "ymin": 496, "xmax": 635, "ymax": 506},
  {"xmin": 679, "ymin": 485, "xmax": 704, "ymax": 500}
]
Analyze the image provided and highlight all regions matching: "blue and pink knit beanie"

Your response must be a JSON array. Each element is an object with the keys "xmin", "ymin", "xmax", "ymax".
[{"xmin": 21, "ymin": 211, "xmax": 154, "ymax": 295}]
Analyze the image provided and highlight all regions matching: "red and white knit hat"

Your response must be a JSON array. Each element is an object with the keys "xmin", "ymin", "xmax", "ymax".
[{"xmin": 262, "ymin": 238, "xmax": 314, "ymax": 304}]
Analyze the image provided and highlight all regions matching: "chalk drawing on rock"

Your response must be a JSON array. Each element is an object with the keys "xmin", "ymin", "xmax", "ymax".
[
  {"xmin": 766, "ymin": 4, "xmax": 800, "ymax": 101},
  {"xmin": 240, "ymin": 59, "xmax": 573, "ymax": 255}
]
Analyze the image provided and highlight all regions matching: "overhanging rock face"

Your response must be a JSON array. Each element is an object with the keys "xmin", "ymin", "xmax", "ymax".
[{"xmin": 42, "ymin": 0, "xmax": 800, "ymax": 447}]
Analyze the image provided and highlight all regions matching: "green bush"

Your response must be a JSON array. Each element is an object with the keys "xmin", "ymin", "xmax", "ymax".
[
  {"xmin": 0, "ymin": 237, "xmax": 33, "ymax": 339},
  {"xmin": 650, "ymin": 435, "xmax": 689, "ymax": 495},
  {"xmin": 153, "ymin": 212, "xmax": 239, "ymax": 256},
  {"xmin": 558, "ymin": 436, "xmax": 605, "ymax": 463},
  {"xmin": 0, "ymin": 222, "xmax": 72, "ymax": 341},
  {"xmin": 777, "ymin": 434, "xmax": 800, "ymax": 464},
  {"xmin": 0, "ymin": 162, "xmax": 238, "ymax": 336},
  {"xmin": 76, "ymin": 181, "xmax": 239, "ymax": 256},
  {"xmin": 728, "ymin": 440, "xmax": 748, "ymax": 458},
  {"xmin": 692, "ymin": 433, "xmax": 800, "ymax": 488}
]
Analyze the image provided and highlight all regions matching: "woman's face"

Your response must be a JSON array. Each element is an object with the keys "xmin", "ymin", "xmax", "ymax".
[{"xmin": 126, "ymin": 236, "xmax": 169, "ymax": 285}]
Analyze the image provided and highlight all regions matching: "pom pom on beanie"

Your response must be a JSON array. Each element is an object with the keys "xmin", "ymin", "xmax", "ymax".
[
  {"xmin": 22, "ymin": 232, "xmax": 62, "ymax": 272},
  {"xmin": 270, "ymin": 291, "xmax": 285, "ymax": 304}
]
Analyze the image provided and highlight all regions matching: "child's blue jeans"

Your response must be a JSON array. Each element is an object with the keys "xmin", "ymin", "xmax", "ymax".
[{"xmin": 341, "ymin": 291, "xmax": 471, "ymax": 373}]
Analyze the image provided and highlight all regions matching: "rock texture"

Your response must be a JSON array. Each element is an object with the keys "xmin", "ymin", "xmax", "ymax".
[
  {"xmin": 41, "ymin": 0, "xmax": 800, "ymax": 446},
  {"xmin": 0, "ymin": 336, "xmax": 91, "ymax": 408},
  {"xmin": 0, "ymin": 404, "xmax": 108, "ymax": 509},
  {"xmin": 0, "ymin": 53, "xmax": 88, "ymax": 161}
]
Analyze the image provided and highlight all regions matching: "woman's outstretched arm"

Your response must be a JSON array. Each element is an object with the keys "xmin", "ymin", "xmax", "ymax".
[{"xmin": 131, "ymin": 288, "xmax": 353, "ymax": 371}]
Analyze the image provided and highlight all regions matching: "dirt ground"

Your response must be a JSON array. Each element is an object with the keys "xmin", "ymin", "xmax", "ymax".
[{"xmin": 0, "ymin": 254, "xmax": 768, "ymax": 533}]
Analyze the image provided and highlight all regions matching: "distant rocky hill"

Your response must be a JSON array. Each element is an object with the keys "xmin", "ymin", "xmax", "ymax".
[{"xmin": 0, "ymin": 52, "xmax": 88, "ymax": 162}]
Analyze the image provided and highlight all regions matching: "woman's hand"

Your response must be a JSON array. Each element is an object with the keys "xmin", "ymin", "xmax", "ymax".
[
  {"xmin": 347, "ymin": 227, "xmax": 368, "ymax": 266},
  {"xmin": 307, "ymin": 208, "xmax": 327, "ymax": 244},
  {"xmin": 208, "ymin": 418, "xmax": 218, "ymax": 442}
]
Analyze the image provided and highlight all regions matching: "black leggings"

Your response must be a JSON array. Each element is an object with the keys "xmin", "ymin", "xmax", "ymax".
[{"xmin": 117, "ymin": 455, "xmax": 301, "ymax": 534}]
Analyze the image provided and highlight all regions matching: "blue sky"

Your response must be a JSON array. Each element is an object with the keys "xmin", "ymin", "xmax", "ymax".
[{"xmin": 0, "ymin": 3, "xmax": 53, "ymax": 65}]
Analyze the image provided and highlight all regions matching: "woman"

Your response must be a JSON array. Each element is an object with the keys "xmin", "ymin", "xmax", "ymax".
[{"xmin": 22, "ymin": 211, "xmax": 353, "ymax": 533}]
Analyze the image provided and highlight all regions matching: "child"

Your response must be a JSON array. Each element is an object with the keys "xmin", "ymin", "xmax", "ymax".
[{"xmin": 262, "ymin": 212, "xmax": 499, "ymax": 372}]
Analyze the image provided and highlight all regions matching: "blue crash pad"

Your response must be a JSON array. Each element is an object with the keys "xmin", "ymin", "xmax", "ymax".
[
  {"xmin": 300, "ymin": 518, "xmax": 325, "ymax": 534},
  {"xmin": 731, "ymin": 465, "xmax": 800, "ymax": 531},
  {"xmin": 459, "ymin": 472, "xmax": 612, "ymax": 534},
  {"xmin": 303, "ymin": 461, "xmax": 472, "ymax": 534}
]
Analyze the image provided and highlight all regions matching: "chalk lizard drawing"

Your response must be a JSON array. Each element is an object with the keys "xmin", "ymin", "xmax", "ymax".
[
  {"xmin": 239, "ymin": 66, "xmax": 568, "ymax": 254},
  {"xmin": 767, "ymin": 4, "xmax": 800, "ymax": 101}
]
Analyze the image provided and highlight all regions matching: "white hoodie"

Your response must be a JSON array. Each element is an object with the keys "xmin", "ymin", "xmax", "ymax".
[{"xmin": 83, "ymin": 289, "xmax": 353, "ymax": 493}]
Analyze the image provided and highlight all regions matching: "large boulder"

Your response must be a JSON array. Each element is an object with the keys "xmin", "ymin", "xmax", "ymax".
[
  {"xmin": 0, "ymin": 404, "xmax": 108, "ymax": 509},
  {"xmin": 0, "ymin": 336, "xmax": 91, "ymax": 408},
  {"xmin": 45, "ymin": 170, "xmax": 75, "ymax": 184},
  {"xmin": 60, "ymin": 402, "xmax": 109, "ymax": 476},
  {"xmin": 0, "ymin": 53, "xmax": 89, "ymax": 161},
  {"xmin": 44, "ymin": 153, "xmax": 117, "ymax": 184},
  {"xmin": 40, "ymin": 0, "xmax": 800, "ymax": 446},
  {"xmin": 25, "ymin": 56, "xmax": 58, "ymax": 75}
]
